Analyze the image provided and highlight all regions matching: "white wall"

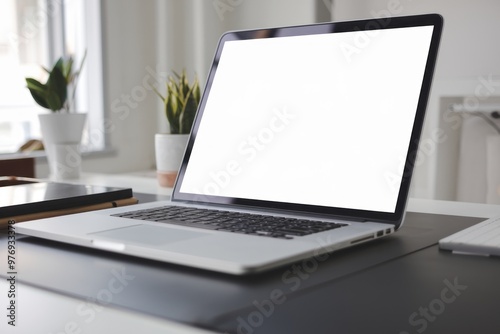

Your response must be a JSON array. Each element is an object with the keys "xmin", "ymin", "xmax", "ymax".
[
  {"xmin": 332, "ymin": 0, "xmax": 500, "ymax": 200},
  {"xmin": 91, "ymin": 0, "xmax": 159, "ymax": 173},
  {"xmin": 156, "ymin": 0, "xmax": 318, "ymax": 88}
]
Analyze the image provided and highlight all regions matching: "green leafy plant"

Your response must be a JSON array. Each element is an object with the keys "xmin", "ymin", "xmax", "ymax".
[
  {"xmin": 153, "ymin": 70, "xmax": 200, "ymax": 134},
  {"xmin": 25, "ymin": 52, "xmax": 86, "ymax": 112}
]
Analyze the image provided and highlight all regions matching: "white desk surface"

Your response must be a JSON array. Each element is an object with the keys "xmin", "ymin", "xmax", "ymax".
[
  {"xmin": 2, "ymin": 172, "xmax": 499, "ymax": 334},
  {"xmin": 0, "ymin": 281, "xmax": 217, "ymax": 334}
]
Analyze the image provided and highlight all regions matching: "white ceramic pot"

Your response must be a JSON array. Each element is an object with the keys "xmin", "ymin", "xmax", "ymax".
[
  {"xmin": 38, "ymin": 113, "xmax": 87, "ymax": 181},
  {"xmin": 155, "ymin": 133, "xmax": 189, "ymax": 187}
]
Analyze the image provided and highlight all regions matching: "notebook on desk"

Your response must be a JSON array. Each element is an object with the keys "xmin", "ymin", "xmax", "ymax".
[
  {"xmin": 0, "ymin": 176, "xmax": 136, "ymax": 227},
  {"xmin": 17, "ymin": 14, "xmax": 443, "ymax": 274}
]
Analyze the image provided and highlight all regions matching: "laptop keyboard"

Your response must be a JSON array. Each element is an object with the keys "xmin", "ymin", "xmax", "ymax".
[{"xmin": 112, "ymin": 206, "xmax": 347, "ymax": 240}]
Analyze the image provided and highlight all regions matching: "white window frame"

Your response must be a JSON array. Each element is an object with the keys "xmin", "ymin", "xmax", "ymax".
[
  {"xmin": 56, "ymin": 0, "xmax": 106, "ymax": 151},
  {"xmin": 0, "ymin": 0, "xmax": 105, "ymax": 154}
]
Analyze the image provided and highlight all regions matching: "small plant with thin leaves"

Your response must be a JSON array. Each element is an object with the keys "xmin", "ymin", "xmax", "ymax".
[
  {"xmin": 25, "ymin": 51, "xmax": 86, "ymax": 112},
  {"xmin": 153, "ymin": 70, "xmax": 200, "ymax": 134}
]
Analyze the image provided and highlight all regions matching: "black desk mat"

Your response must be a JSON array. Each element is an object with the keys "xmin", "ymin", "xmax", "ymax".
[
  {"xmin": 0, "ymin": 197, "xmax": 484, "ymax": 333},
  {"xmin": 234, "ymin": 243, "xmax": 500, "ymax": 334}
]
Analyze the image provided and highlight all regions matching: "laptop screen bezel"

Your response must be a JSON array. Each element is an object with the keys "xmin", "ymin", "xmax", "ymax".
[{"xmin": 171, "ymin": 14, "xmax": 443, "ymax": 227}]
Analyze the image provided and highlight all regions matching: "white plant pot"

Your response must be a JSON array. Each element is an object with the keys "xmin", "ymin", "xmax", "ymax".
[
  {"xmin": 155, "ymin": 133, "xmax": 189, "ymax": 187},
  {"xmin": 38, "ymin": 113, "xmax": 87, "ymax": 181}
]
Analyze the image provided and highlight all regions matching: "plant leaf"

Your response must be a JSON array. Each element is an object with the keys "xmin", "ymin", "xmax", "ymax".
[
  {"xmin": 25, "ymin": 51, "xmax": 87, "ymax": 112},
  {"xmin": 53, "ymin": 57, "xmax": 64, "ymax": 72},
  {"xmin": 156, "ymin": 69, "xmax": 200, "ymax": 134},
  {"xmin": 45, "ymin": 90, "xmax": 62, "ymax": 111},
  {"xmin": 26, "ymin": 78, "xmax": 49, "ymax": 109},
  {"xmin": 62, "ymin": 56, "xmax": 74, "ymax": 82},
  {"xmin": 25, "ymin": 78, "xmax": 46, "ymax": 93},
  {"xmin": 165, "ymin": 94, "xmax": 180, "ymax": 134},
  {"xmin": 192, "ymin": 77, "xmax": 201, "ymax": 104},
  {"xmin": 180, "ymin": 92, "xmax": 197, "ymax": 134},
  {"xmin": 46, "ymin": 65, "xmax": 67, "ymax": 111}
]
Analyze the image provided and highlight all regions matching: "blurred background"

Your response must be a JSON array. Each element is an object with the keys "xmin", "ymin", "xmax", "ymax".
[{"xmin": 0, "ymin": 0, "xmax": 499, "ymax": 204}]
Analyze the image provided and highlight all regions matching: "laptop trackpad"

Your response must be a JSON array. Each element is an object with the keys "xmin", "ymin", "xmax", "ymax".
[{"xmin": 90, "ymin": 224, "xmax": 207, "ymax": 246}]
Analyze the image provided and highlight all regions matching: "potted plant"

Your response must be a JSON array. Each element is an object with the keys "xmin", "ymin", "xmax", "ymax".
[
  {"xmin": 153, "ymin": 70, "xmax": 200, "ymax": 187},
  {"xmin": 25, "ymin": 52, "xmax": 87, "ymax": 180}
]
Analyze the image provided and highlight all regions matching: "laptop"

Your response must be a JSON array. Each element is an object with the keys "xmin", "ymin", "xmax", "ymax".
[{"xmin": 17, "ymin": 14, "xmax": 443, "ymax": 274}]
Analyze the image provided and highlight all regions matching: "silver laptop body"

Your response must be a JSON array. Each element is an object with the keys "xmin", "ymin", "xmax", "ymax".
[{"xmin": 18, "ymin": 14, "xmax": 443, "ymax": 274}]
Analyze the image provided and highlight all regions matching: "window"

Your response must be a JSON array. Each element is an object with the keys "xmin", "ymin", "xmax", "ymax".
[{"xmin": 0, "ymin": 0, "xmax": 104, "ymax": 154}]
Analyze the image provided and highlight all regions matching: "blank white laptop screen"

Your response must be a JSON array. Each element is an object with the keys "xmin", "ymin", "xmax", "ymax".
[{"xmin": 180, "ymin": 26, "xmax": 434, "ymax": 213}]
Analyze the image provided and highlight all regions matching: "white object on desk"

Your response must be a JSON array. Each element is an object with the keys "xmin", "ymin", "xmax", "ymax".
[{"xmin": 439, "ymin": 215, "xmax": 500, "ymax": 256}]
